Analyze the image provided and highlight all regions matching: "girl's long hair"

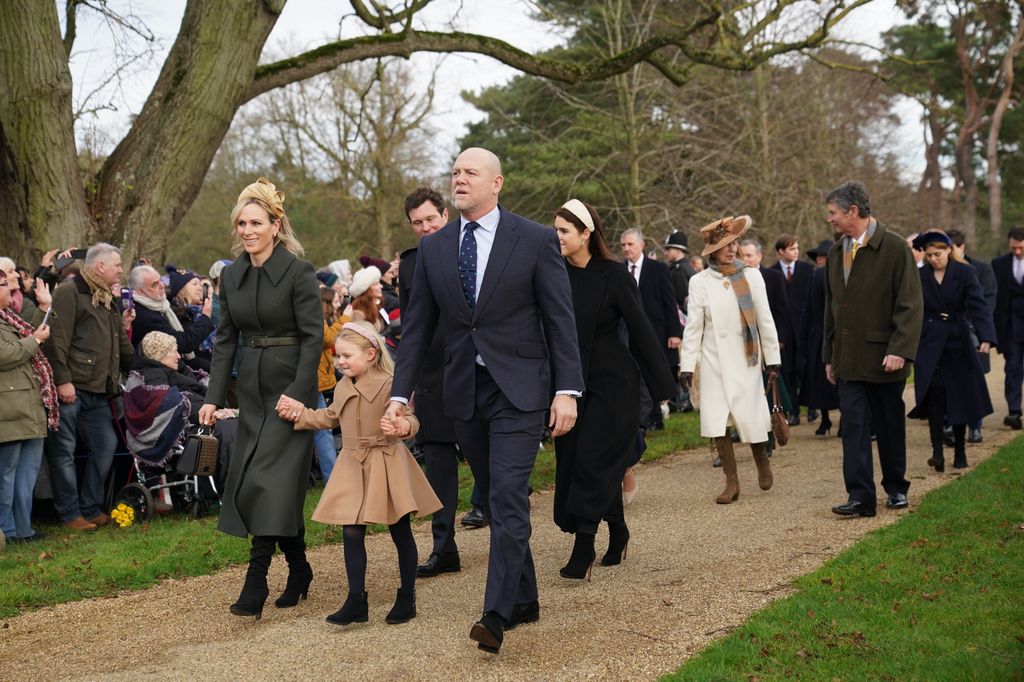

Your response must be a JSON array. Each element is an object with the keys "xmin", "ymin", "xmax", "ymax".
[
  {"xmin": 338, "ymin": 320, "xmax": 394, "ymax": 375},
  {"xmin": 321, "ymin": 288, "xmax": 337, "ymax": 325},
  {"xmin": 351, "ymin": 291, "xmax": 381, "ymax": 330}
]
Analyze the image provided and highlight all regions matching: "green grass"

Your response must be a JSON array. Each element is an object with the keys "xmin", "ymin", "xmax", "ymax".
[
  {"xmin": 0, "ymin": 410, "xmax": 704, "ymax": 618},
  {"xmin": 667, "ymin": 436, "xmax": 1024, "ymax": 681}
]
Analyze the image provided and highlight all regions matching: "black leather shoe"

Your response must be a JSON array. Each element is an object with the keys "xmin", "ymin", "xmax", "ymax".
[
  {"xmin": 461, "ymin": 506, "xmax": 489, "ymax": 529},
  {"xmin": 417, "ymin": 552, "xmax": 461, "ymax": 577},
  {"xmin": 1004, "ymin": 414, "xmax": 1023, "ymax": 430},
  {"xmin": 787, "ymin": 412, "xmax": 800, "ymax": 427},
  {"xmin": 968, "ymin": 428, "xmax": 983, "ymax": 443},
  {"xmin": 831, "ymin": 500, "xmax": 876, "ymax": 517},
  {"xmin": 506, "ymin": 600, "xmax": 540, "ymax": 630},
  {"xmin": 807, "ymin": 409, "xmax": 819, "ymax": 423},
  {"xmin": 886, "ymin": 493, "xmax": 909, "ymax": 509},
  {"xmin": 470, "ymin": 612, "xmax": 505, "ymax": 654}
]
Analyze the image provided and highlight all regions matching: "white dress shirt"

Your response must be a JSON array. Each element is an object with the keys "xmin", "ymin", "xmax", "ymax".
[
  {"xmin": 628, "ymin": 255, "xmax": 644, "ymax": 284},
  {"xmin": 460, "ymin": 205, "xmax": 501, "ymax": 304}
]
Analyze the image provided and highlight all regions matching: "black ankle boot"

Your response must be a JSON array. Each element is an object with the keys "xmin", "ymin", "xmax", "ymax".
[
  {"xmin": 326, "ymin": 591, "xmax": 369, "ymax": 625},
  {"xmin": 559, "ymin": 532, "xmax": 596, "ymax": 581},
  {"xmin": 927, "ymin": 447, "xmax": 945, "ymax": 472},
  {"xmin": 275, "ymin": 530, "xmax": 313, "ymax": 608},
  {"xmin": 385, "ymin": 587, "xmax": 416, "ymax": 624},
  {"xmin": 953, "ymin": 427, "xmax": 968, "ymax": 468},
  {"xmin": 230, "ymin": 536, "xmax": 274, "ymax": 619},
  {"xmin": 600, "ymin": 521, "xmax": 630, "ymax": 567}
]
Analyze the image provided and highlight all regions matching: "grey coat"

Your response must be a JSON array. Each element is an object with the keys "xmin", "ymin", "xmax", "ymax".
[{"xmin": 207, "ymin": 245, "xmax": 323, "ymax": 538}]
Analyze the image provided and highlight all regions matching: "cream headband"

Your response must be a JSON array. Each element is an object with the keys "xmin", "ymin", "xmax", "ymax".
[
  {"xmin": 561, "ymin": 199, "xmax": 595, "ymax": 233},
  {"xmin": 341, "ymin": 322, "xmax": 380, "ymax": 350}
]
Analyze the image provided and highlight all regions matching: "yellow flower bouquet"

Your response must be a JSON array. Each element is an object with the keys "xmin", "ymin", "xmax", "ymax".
[{"xmin": 110, "ymin": 503, "xmax": 136, "ymax": 528}]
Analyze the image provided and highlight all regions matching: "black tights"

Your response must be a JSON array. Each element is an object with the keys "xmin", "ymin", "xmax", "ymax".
[
  {"xmin": 924, "ymin": 374, "xmax": 965, "ymax": 457},
  {"xmin": 342, "ymin": 515, "xmax": 417, "ymax": 594}
]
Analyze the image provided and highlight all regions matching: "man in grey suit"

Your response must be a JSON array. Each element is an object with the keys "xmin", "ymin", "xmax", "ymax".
[{"xmin": 387, "ymin": 148, "xmax": 584, "ymax": 654}]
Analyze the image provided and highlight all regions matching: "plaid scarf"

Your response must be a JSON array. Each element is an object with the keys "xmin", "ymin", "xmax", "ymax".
[
  {"xmin": 709, "ymin": 258, "xmax": 759, "ymax": 367},
  {"xmin": 0, "ymin": 308, "xmax": 59, "ymax": 430},
  {"xmin": 842, "ymin": 218, "xmax": 877, "ymax": 284}
]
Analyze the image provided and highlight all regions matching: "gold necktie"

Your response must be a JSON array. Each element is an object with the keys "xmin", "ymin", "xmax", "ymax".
[{"xmin": 851, "ymin": 241, "xmax": 860, "ymax": 261}]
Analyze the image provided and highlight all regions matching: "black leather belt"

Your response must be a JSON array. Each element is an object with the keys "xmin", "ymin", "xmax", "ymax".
[{"xmin": 244, "ymin": 335, "xmax": 300, "ymax": 348}]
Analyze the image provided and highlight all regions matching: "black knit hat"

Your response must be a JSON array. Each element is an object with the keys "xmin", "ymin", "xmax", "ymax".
[
  {"xmin": 664, "ymin": 231, "xmax": 689, "ymax": 253},
  {"xmin": 165, "ymin": 264, "xmax": 198, "ymax": 301}
]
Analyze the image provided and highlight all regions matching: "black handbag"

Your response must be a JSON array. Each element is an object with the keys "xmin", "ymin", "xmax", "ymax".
[{"xmin": 176, "ymin": 427, "xmax": 219, "ymax": 477}]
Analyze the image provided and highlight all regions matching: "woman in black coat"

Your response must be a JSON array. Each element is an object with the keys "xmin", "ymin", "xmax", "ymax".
[
  {"xmin": 907, "ymin": 231, "xmax": 995, "ymax": 471},
  {"xmin": 552, "ymin": 199, "xmax": 676, "ymax": 580},
  {"xmin": 198, "ymin": 178, "xmax": 324, "ymax": 620},
  {"xmin": 799, "ymin": 247, "xmax": 840, "ymax": 436}
]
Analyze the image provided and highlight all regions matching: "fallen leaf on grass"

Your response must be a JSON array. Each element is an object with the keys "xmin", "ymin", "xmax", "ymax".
[
  {"xmin": 807, "ymin": 609, "xmax": 816, "ymax": 619},
  {"xmin": 1000, "ymin": 467, "xmax": 1009, "ymax": 473},
  {"xmin": 1015, "ymin": 635, "xmax": 1024, "ymax": 645},
  {"xmin": 891, "ymin": 601, "xmax": 901, "ymax": 613},
  {"xmin": 796, "ymin": 649, "xmax": 808, "ymax": 658},
  {"xmin": 909, "ymin": 615, "xmax": 918, "ymax": 626},
  {"xmin": 38, "ymin": 552, "xmax": 53, "ymax": 562},
  {"xmin": 910, "ymin": 538, "xmax": 929, "ymax": 548},
  {"xmin": 820, "ymin": 577, "xmax": 833, "ymax": 585}
]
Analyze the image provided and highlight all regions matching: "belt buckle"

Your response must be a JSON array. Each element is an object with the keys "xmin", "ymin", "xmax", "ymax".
[
  {"xmin": 248, "ymin": 336, "xmax": 264, "ymax": 348},
  {"xmin": 940, "ymin": 313, "xmax": 949, "ymax": 320}
]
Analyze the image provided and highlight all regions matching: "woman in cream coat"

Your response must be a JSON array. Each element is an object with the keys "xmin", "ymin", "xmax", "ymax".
[{"xmin": 680, "ymin": 216, "xmax": 781, "ymax": 504}]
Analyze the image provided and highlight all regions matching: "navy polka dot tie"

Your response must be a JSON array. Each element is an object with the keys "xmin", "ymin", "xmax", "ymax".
[{"xmin": 459, "ymin": 221, "xmax": 479, "ymax": 312}]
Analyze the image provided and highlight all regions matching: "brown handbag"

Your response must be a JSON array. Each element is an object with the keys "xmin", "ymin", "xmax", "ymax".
[
  {"xmin": 767, "ymin": 374, "xmax": 789, "ymax": 447},
  {"xmin": 176, "ymin": 427, "xmax": 219, "ymax": 477}
]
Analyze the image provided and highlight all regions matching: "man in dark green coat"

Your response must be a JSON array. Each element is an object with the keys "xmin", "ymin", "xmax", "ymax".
[{"xmin": 823, "ymin": 181, "xmax": 923, "ymax": 517}]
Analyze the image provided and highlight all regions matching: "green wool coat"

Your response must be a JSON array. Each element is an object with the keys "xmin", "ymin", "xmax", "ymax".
[
  {"xmin": 823, "ymin": 221, "xmax": 923, "ymax": 383},
  {"xmin": 0, "ymin": 307, "xmax": 47, "ymax": 444},
  {"xmin": 206, "ymin": 245, "xmax": 324, "ymax": 538}
]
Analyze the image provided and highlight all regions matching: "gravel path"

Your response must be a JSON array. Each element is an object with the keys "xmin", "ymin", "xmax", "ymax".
[{"xmin": 1, "ymin": 359, "xmax": 1016, "ymax": 681}]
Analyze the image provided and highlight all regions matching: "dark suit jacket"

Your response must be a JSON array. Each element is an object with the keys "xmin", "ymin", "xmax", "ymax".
[
  {"xmin": 399, "ymin": 246, "xmax": 456, "ymax": 443},
  {"xmin": 394, "ymin": 206, "xmax": 584, "ymax": 420},
  {"xmin": 759, "ymin": 265, "xmax": 795, "ymax": 354},
  {"xmin": 634, "ymin": 256, "xmax": 683, "ymax": 367},
  {"xmin": 990, "ymin": 253, "xmax": 1024, "ymax": 352},
  {"xmin": 966, "ymin": 256, "xmax": 996, "ymax": 313},
  {"xmin": 667, "ymin": 258, "xmax": 696, "ymax": 309},
  {"xmin": 770, "ymin": 259, "xmax": 813, "ymax": 350}
]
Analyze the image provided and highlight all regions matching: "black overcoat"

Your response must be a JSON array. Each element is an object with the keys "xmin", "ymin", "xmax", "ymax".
[
  {"xmin": 398, "ymin": 246, "xmax": 456, "ymax": 444},
  {"xmin": 800, "ymin": 266, "xmax": 839, "ymax": 411},
  {"xmin": 636, "ymin": 257, "xmax": 684, "ymax": 368},
  {"xmin": 908, "ymin": 260, "xmax": 995, "ymax": 425},
  {"xmin": 206, "ymin": 244, "xmax": 323, "ymax": 537},
  {"xmin": 553, "ymin": 258, "xmax": 675, "ymax": 533}
]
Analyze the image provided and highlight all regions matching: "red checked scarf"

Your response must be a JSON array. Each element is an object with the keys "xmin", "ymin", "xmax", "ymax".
[
  {"xmin": 708, "ymin": 258, "xmax": 760, "ymax": 367},
  {"xmin": 0, "ymin": 308, "xmax": 59, "ymax": 430}
]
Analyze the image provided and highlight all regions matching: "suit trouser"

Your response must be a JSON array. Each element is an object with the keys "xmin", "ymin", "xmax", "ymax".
[
  {"xmin": 1003, "ymin": 340, "xmax": 1024, "ymax": 415},
  {"xmin": 837, "ymin": 379, "xmax": 910, "ymax": 506},
  {"xmin": 422, "ymin": 440, "xmax": 460, "ymax": 555},
  {"xmin": 454, "ymin": 365, "xmax": 545, "ymax": 621}
]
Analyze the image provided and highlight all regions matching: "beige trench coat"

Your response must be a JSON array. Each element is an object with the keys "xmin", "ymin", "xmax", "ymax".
[
  {"xmin": 680, "ymin": 267, "xmax": 781, "ymax": 443},
  {"xmin": 295, "ymin": 368, "xmax": 441, "ymax": 526}
]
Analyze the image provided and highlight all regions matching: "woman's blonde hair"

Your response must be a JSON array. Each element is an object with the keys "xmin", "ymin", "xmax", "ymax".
[
  {"xmin": 229, "ymin": 198, "xmax": 305, "ymax": 258},
  {"xmin": 337, "ymin": 319, "xmax": 393, "ymax": 375}
]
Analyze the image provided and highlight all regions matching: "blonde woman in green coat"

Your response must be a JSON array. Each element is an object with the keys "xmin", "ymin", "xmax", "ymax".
[{"xmin": 199, "ymin": 178, "xmax": 324, "ymax": 620}]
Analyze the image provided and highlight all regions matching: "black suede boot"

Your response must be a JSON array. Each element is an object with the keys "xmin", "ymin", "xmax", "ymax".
[
  {"xmin": 600, "ymin": 521, "xmax": 630, "ymax": 566},
  {"xmin": 559, "ymin": 531, "xmax": 596, "ymax": 581},
  {"xmin": 230, "ymin": 535, "xmax": 274, "ymax": 619},
  {"xmin": 953, "ymin": 424, "xmax": 968, "ymax": 469},
  {"xmin": 275, "ymin": 529, "xmax": 313, "ymax": 608},
  {"xmin": 385, "ymin": 587, "xmax": 416, "ymax": 624},
  {"xmin": 326, "ymin": 591, "xmax": 369, "ymax": 625}
]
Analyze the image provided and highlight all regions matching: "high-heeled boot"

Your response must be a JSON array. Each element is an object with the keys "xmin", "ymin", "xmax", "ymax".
[
  {"xmin": 751, "ymin": 442, "xmax": 773, "ymax": 491},
  {"xmin": 600, "ymin": 521, "xmax": 630, "ymax": 566},
  {"xmin": 815, "ymin": 411, "xmax": 833, "ymax": 437},
  {"xmin": 274, "ymin": 528, "xmax": 313, "ymax": 608},
  {"xmin": 715, "ymin": 436, "xmax": 739, "ymax": 504},
  {"xmin": 230, "ymin": 535, "xmax": 274, "ymax": 619},
  {"xmin": 926, "ymin": 415, "xmax": 945, "ymax": 471},
  {"xmin": 385, "ymin": 587, "xmax": 416, "ymax": 624},
  {"xmin": 326, "ymin": 591, "xmax": 369, "ymax": 625},
  {"xmin": 559, "ymin": 531, "xmax": 596, "ymax": 581}
]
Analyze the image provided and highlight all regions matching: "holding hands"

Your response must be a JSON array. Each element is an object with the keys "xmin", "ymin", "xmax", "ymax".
[
  {"xmin": 380, "ymin": 411, "xmax": 412, "ymax": 438},
  {"xmin": 276, "ymin": 394, "xmax": 305, "ymax": 422}
]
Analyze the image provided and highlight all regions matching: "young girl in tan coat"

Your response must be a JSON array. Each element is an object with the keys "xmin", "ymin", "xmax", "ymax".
[{"xmin": 292, "ymin": 320, "xmax": 441, "ymax": 626}]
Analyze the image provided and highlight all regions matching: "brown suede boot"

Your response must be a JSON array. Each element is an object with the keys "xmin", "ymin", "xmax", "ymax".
[
  {"xmin": 751, "ymin": 442, "xmax": 773, "ymax": 491},
  {"xmin": 714, "ymin": 436, "xmax": 740, "ymax": 504}
]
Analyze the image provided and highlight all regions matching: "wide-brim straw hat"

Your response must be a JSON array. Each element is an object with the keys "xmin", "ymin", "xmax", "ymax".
[{"xmin": 699, "ymin": 215, "xmax": 752, "ymax": 257}]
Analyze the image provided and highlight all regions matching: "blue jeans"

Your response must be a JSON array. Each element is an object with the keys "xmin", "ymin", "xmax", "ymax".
[
  {"xmin": 0, "ymin": 438, "xmax": 44, "ymax": 539},
  {"xmin": 44, "ymin": 390, "xmax": 117, "ymax": 522},
  {"xmin": 313, "ymin": 392, "xmax": 337, "ymax": 482}
]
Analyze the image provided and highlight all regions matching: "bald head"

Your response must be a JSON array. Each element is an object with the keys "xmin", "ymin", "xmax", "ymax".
[{"xmin": 452, "ymin": 147, "xmax": 504, "ymax": 220}]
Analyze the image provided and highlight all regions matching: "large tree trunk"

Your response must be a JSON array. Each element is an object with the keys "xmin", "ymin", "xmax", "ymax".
[
  {"xmin": 918, "ymin": 105, "xmax": 945, "ymax": 231},
  {"xmin": 986, "ymin": 17, "xmax": 1024, "ymax": 238},
  {"xmin": 0, "ymin": 1, "xmax": 93, "ymax": 265},
  {"xmin": 92, "ymin": 0, "xmax": 285, "ymax": 263}
]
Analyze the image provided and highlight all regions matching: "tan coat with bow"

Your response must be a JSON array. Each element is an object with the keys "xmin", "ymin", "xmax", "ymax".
[{"xmin": 296, "ymin": 368, "xmax": 441, "ymax": 526}]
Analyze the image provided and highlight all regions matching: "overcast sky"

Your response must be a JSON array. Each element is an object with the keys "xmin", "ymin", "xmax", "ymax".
[{"xmin": 64, "ymin": 0, "xmax": 919, "ymax": 175}]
